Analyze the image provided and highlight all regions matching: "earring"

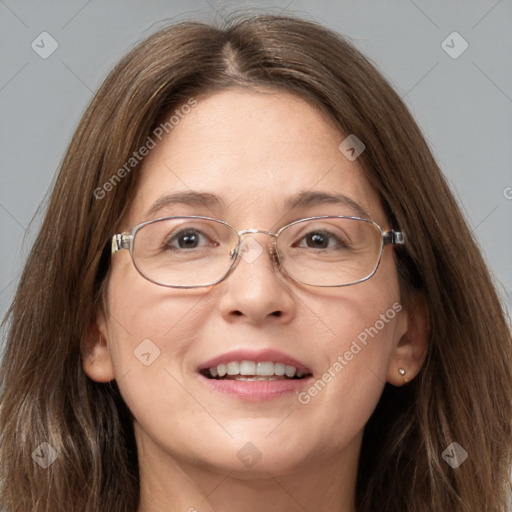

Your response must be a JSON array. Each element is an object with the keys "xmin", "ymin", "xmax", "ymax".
[{"xmin": 398, "ymin": 368, "xmax": 406, "ymax": 376}]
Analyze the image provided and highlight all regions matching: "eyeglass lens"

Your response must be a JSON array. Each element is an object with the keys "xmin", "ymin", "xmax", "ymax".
[{"xmin": 131, "ymin": 217, "xmax": 383, "ymax": 287}]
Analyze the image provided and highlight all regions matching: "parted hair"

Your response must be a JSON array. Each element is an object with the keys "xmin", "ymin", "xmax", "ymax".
[{"xmin": 1, "ymin": 13, "xmax": 511, "ymax": 512}]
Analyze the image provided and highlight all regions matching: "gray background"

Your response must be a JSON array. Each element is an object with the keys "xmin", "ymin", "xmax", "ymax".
[{"xmin": 1, "ymin": 0, "xmax": 511, "ymax": 325}]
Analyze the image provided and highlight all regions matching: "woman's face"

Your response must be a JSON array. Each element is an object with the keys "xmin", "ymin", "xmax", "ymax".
[{"xmin": 86, "ymin": 88, "xmax": 418, "ymax": 479}]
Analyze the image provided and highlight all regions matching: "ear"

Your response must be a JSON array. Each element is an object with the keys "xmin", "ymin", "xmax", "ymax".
[
  {"xmin": 387, "ymin": 292, "xmax": 430, "ymax": 386},
  {"xmin": 82, "ymin": 306, "xmax": 115, "ymax": 383}
]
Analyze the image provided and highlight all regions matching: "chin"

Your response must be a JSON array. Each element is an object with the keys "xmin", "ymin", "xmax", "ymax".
[{"xmin": 195, "ymin": 440, "xmax": 314, "ymax": 478}]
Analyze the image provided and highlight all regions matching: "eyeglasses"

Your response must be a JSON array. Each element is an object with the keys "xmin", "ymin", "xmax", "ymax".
[{"xmin": 111, "ymin": 215, "xmax": 404, "ymax": 288}]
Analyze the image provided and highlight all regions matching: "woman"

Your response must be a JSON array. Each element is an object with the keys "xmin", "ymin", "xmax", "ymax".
[{"xmin": 1, "ymin": 13, "xmax": 510, "ymax": 512}]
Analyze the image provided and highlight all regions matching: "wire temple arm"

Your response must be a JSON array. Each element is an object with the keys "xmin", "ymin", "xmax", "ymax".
[{"xmin": 383, "ymin": 230, "xmax": 405, "ymax": 245}]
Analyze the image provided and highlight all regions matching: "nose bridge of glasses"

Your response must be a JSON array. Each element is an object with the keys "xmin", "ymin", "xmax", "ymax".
[
  {"xmin": 237, "ymin": 228, "xmax": 277, "ymax": 237},
  {"xmin": 231, "ymin": 228, "xmax": 279, "ymax": 265}
]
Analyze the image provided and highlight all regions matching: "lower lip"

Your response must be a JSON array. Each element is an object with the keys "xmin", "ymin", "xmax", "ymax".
[{"xmin": 199, "ymin": 374, "xmax": 313, "ymax": 401}]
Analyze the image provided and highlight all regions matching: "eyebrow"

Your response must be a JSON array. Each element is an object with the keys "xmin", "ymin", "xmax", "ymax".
[
  {"xmin": 146, "ymin": 191, "xmax": 224, "ymax": 218},
  {"xmin": 145, "ymin": 190, "xmax": 370, "ymax": 220},
  {"xmin": 284, "ymin": 191, "xmax": 371, "ymax": 219}
]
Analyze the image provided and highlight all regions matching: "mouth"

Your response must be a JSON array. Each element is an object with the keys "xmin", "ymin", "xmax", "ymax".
[
  {"xmin": 200, "ymin": 360, "xmax": 312, "ymax": 381},
  {"xmin": 197, "ymin": 349, "xmax": 313, "ymax": 400}
]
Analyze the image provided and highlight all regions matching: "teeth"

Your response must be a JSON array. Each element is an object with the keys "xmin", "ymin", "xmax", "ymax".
[
  {"xmin": 256, "ymin": 361, "xmax": 274, "ymax": 376},
  {"xmin": 240, "ymin": 360, "xmax": 256, "ymax": 375},
  {"xmin": 226, "ymin": 362, "xmax": 239, "ymax": 375},
  {"xmin": 235, "ymin": 376, "xmax": 279, "ymax": 381},
  {"xmin": 285, "ymin": 365, "xmax": 296, "ymax": 378},
  {"xmin": 274, "ymin": 363, "xmax": 286, "ymax": 376},
  {"xmin": 206, "ymin": 361, "xmax": 307, "ymax": 379}
]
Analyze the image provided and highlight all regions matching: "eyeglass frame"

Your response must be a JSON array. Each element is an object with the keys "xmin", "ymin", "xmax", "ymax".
[{"xmin": 111, "ymin": 215, "xmax": 405, "ymax": 289}]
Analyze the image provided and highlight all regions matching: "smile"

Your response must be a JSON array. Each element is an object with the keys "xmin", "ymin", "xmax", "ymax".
[
  {"xmin": 197, "ymin": 349, "xmax": 314, "ymax": 400},
  {"xmin": 201, "ymin": 360, "xmax": 310, "ymax": 380}
]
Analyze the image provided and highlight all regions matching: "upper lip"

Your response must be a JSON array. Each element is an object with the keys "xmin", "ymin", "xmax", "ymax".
[{"xmin": 198, "ymin": 348, "xmax": 312, "ymax": 374}]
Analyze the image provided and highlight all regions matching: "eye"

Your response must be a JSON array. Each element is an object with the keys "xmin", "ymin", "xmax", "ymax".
[
  {"xmin": 164, "ymin": 228, "xmax": 215, "ymax": 250},
  {"xmin": 295, "ymin": 230, "xmax": 347, "ymax": 249}
]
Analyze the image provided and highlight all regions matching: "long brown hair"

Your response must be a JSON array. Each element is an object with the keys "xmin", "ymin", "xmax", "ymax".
[{"xmin": 1, "ymin": 13, "xmax": 511, "ymax": 512}]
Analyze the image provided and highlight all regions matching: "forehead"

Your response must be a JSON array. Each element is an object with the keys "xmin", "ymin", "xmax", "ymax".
[{"xmin": 125, "ymin": 88, "xmax": 385, "ymax": 229}]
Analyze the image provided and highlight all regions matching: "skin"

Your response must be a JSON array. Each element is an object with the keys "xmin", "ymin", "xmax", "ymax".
[{"xmin": 83, "ymin": 88, "xmax": 429, "ymax": 512}]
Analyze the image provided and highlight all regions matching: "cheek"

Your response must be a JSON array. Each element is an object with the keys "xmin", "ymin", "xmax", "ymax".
[
  {"xmin": 314, "ymin": 292, "xmax": 400, "ymax": 393},
  {"xmin": 293, "ymin": 308, "xmax": 401, "ymax": 455},
  {"xmin": 313, "ymin": 251, "xmax": 402, "ymax": 356},
  {"xmin": 102, "ymin": 257, "xmax": 214, "ymax": 400},
  {"xmin": 105, "ymin": 253, "xmax": 208, "ymax": 346},
  {"xmin": 101, "ymin": 265, "xmax": 232, "ymax": 463},
  {"xmin": 294, "ymin": 255, "xmax": 402, "ymax": 429}
]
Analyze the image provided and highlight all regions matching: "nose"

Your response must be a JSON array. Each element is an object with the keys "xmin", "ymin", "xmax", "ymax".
[{"xmin": 218, "ymin": 233, "xmax": 296, "ymax": 325}]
